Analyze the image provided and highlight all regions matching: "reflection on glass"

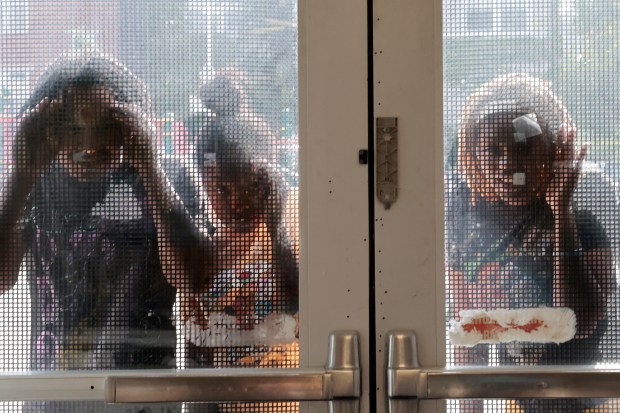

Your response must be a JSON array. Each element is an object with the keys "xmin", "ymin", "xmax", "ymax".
[
  {"xmin": 445, "ymin": 75, "xmax": 615, "ymax": 412},
  {"xmin": 0, "ymin": 0, "xmax": 299, "ymax": 412},
  {"xmin": 444, "ymin": 0, "xmax": 620, "ymax": 411},
  {"xmin": 162, "ymin": 73, "xmax": 299, "ymax": 371},
  {"xmin": 0, "ymin": 54, "xmax": 179, "ymax": 413},
  {"xmin": 5, "ymin": 56, "xmax": 176, "ymax": 370},
  {"xmin": 446, "ymin": 40, "xmax": 616, "ymax": 412}
]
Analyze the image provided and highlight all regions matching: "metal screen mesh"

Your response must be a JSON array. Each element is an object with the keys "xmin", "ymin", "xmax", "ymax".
[
  {"xmin": 0, "ymin": 1, "xmax": 299, "ymax": 412},
  {"xmin": 444, "ymin": 0, "xmax": 620, "ymax": 412}
]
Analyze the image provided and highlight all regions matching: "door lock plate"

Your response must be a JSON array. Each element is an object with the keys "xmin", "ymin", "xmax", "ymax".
[{"xmin": 376, "ymin": 117, "xmax": 398, "ymax": 209}]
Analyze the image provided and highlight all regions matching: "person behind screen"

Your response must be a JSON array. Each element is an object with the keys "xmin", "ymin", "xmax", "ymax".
[
  {"xmin": 160, "ymin": 74, "xmax": 299, "ymax": 372},
  {"xmin": 0, "ymin": 54, "xmax": 177, "ymax": 380},
  {"xmin": 446, "ymin": 74, "xmax": 614, "ymax": 413}
]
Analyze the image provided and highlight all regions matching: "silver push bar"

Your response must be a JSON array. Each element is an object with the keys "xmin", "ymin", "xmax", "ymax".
[
  {"xmin": 387, "ymin": 330, "xmax": 620, "ymax": 412},
  {"xmin": 0, "ymin": 331, "xmax": 360, "ymax": 409}
]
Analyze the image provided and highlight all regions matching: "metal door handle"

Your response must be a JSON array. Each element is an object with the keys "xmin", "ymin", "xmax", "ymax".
[
  {"xmin": 107, "ymin": 330, "xmax": 360, "ymax": 404},
  {"xmin": 386, "ymin": 330, "xmax": 620, "ymax": 413},
  {"xmin": 0, "ymin": 331, "xmax": 360, "ymax": 412}
]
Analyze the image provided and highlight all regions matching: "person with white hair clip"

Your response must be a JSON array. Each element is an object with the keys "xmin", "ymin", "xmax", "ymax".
[{"xmin": 446, "ymin": 74, "xmax": 614, "ymax": 413}]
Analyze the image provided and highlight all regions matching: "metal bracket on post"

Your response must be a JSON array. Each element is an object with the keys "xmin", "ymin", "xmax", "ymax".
[
  {"xmin": 326, "ymin": 331, "xmax": 361, "ymax": 413},
  {"xmin": 386, "ymin": 330, "xmax": 421, "ymax": 413},
  {"xmin": 376, "ymin": 117, "xmax": 398, "ymax": 209}
]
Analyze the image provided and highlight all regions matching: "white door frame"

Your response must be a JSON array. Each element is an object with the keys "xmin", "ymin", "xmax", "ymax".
[
  {"xmin": 372, "ymin": 0, "xmax": 445, "ymax": 412},
  {"xmin": 299, "ymin": 0, "xmax": 371, "ymax": 411}
]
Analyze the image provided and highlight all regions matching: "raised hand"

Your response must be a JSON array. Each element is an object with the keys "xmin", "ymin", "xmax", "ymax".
[
  {"xmin": 13, "ymin": 97, "xmax": 64, "ymax": 180},
  {"xmin": 110, "ymin": 103, "xmax": 156, "ymax": 174},
  {"xmin": 546, "ymin": 129, "xmax": 586, "ymax": 216}
]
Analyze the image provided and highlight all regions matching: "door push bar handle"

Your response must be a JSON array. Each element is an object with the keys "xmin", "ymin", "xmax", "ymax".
[
  {"xmin": 0, "ymin": 331, "xmax": 360, "ymax": 412},
  {"xmin": 106, "ymin": 330, "xmax": 360, "ymax": 408},
  {"xmin": 386, "ymin": 330, "xmax": 620, "ymax": 413}
]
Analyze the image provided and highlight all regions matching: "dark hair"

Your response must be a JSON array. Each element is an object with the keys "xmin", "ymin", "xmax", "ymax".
[
  {"xmin": 457, "ymin": 73, "xmax": 574, "ymax": 203},
  {"xmin": 22, "ymin": 54, "xmax": 151, "ymax": 115},
  {"xmin": 200, "ymin": 75, "xmax": 242, "ymax": 118},
  {"xmin": 196, "ymin": 75, "xmax": 272, "ymax": 173}
]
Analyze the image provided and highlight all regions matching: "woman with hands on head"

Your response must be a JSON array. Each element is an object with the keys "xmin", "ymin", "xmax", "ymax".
[
  {"xmin": 0, "ymin": 54, "xmax": 176, "ymax": 377},
  {"xmin": 446, "ymin": 74, "xmax": 614, "ymax": 413}
]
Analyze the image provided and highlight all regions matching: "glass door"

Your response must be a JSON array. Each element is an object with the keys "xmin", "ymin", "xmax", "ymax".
[
  {"xmin": 372, "ymin": 0, "xmax": 620, "ymax": 412},
  {"xmin": 0, "ymin": 0, "xmax": 371, "ymax": 412}
]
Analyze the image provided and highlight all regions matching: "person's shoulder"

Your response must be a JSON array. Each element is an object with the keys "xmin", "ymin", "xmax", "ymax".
[
  {"xmin": 573, "ymin": 162, "xmax": 618, "ymax": 250},
  {"xmin": 161, "ymin": 155, "xmax": 201, "ymax": 217},
  {"xmin": 445, "ymin": 174, "xmax": 472, "ymax": 213},
  {"xmin": 574, "ymin": 162, "xmax": 618, "ymax": 206},
  {"xmin": 574, "ymin": 209, "xmax": 611, "ymax": 250},
  {"xmin": 444, "ymin": 175, "xmax": 473, "ymax": 251}
]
